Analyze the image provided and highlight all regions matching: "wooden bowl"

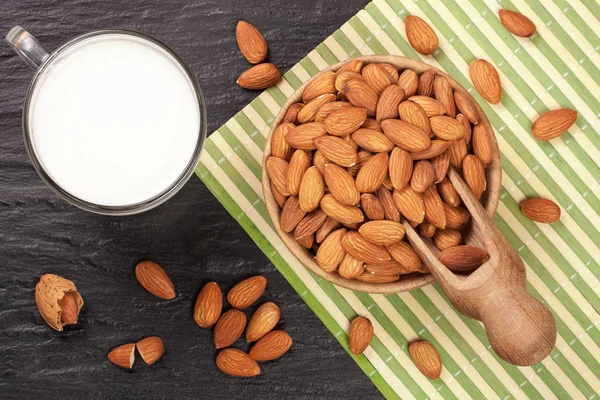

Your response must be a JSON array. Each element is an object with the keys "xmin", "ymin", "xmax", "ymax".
[{"xmin": 262, "ymin": 55, "xmax": 501, "ymax": 294}]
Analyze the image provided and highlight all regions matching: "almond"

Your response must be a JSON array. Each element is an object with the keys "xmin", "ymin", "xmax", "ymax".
[
  {"xmin": 348, "ymin": 150, "xmax": 374, "ymax": 177},
  {"xmin": 454, "ymin": 91, "xmax": 479, "ymax": 125},
  {"xmin": 345, "ymin": 78, "xmax": 379, "ymax": 116},
  {"xmin": 397, "ymin": 69, "xmax": 419, "ymax": 97},
  {"xmin": 136, "ymin": 336, "xmax": 164, "ymax": 365},
  {"xmin": 338, "ymin": 253, "xmax": 365, "ymax": 279},
  {"xmin": 335, "ymin": 71, "xmax": 363, "ymax": 94},
  {"xmin": 324, "ymin": 107, "xmax": 367, "ymax": 136},
  {"xmin": 338, "ymin": 59, "xmax": 364, "ymax": 74},
  {"xmin": 382, "ymin": 177, "xmax": 394, "ymax": 191},
  {"xmin": 320, "ymin": 194, "xmax": 364, "ymax": 224},
  {"xmin": 376, "ymin": 85, "xmax": 405, "ymax": 121},
  {"xmin": 434, "ymin": 75, "xmax": 456, "ymax": 117},
  {"xmin": 380, "ymin": 63, "xmax": 400, "ymax": 81},
  {"xmin": 280, "ymin": 196, "xmax": 307, "ymax": 232},
  {"xmin": 236, "ymin": 21, "xmax": 268, "ymax": 64},
  {"xmin": 294, "ymin": 209, "xmax": 328, "ymax": 239},
  {"xmin": 227, "ymin": 276, "xmax": 267, "ymax": 310},
  {"xmin": 249, "ymin": 330, "xmax": 293, "ymax": 361},
  {"xmin": 411, "ymin": 140, "xmax": 450, "ymax": 161},
  {"xmin": 469, "ymin": 59, "xmax": 501, "ymax": 104},
  {"xmin": 363, "ymin": 117, "xmax": 382, "ymax": 132},
  {"xmin": 444, "ymin": 203, "xmax": 471, "ymax": 229},
  {"xmin": 358, "ymin": 220, "xmax": 405, "ymax": 246},
  {"xmin": 216, "ymin": 348, "xmax": 260, "ymax": 377},
  {"xmin": 314, "ymin": 136, "xmax": 358, "ymax": 167},
  {"xmin": 298, "ymin": 93, "xmax": 336, "ymax": 123},
  {"xmin": 381, "ymin": 119, "xmax": 431, "ymax": 152},
  {"xmin": 362, "ymin": 63, "xmax": 395, "ymax": 95},
  {"xmin": 462, "ymin": 155, "xmax": 486, "ymax": 200},
  {"xmin": 377, "ymin": 186, "xmax": 400, "ymax": 222},
  {"xmin": 419, "ymin": 221, "xmax": 437, "ymax": 238},
  {"xmin": 386, "ymin": 241, "xmax": 422, "ymax": 271},
  {"xmin": 287, "ymin": 149, "xmax": 311, "ymax": 195},
  {"xmin": 409, "ymin": 340, "xmax": 442, "ymax": 379},
  {"xmin": 348, "ymin": 316, "xmax": 374, "ymax": 355},
  {"xmin": 302, "ymin": 71, "xmax": 337, "ymax": 103},
  {"xmin": 323, "ymin": 163, "xmax": 360, "ymax": 206},
  {"xmin": 316, "ymin": 228, "xmax": 347, "ymax": 272},
  {"xmin": 283, "ymin": 103, "xmax": 304, "ymax": 124},
  {"xmin": 237, "ymin": 63, "xmax": 281, "ymax": 90},
  {"xmin": 407, "ymin": 95, "xmax": 446, "ymax": 117},
  {"xmin": 35, "ymin": 274, "xmax": 83, "ymax": 332},
  {"xmin": 398, "ymin": 100, "xmax": 431, "ymax": 136},
  {"xmin": 430, "ymin": 116, "xmax": 464, "ymax": 141},
  {"xmin": 393, "ymin": 186, "xmax": 425, "ymax": 224},
  {"xmin": 135, "ymin": 260, "xmax": 176, "ymax": 300},
  {"xmin": 297, "ymin": 166, "xmax": 324, "ymax": 212},
  {"xmin": 341, "ymin": 231, "xmax": 391, "ymax": 263},
  {"xmin": 298, "ymin": 234, "xmax": 314, "ymax": 249},
  {"xmin": 405, "ymin": 16, "xmax": 439, "ymax": 55},
  {"xmin": 270, "ymin": 181, "xmax": 287, "ymax": 209},
  {"xmin": 531, "ymin": 109, "xmax": 577, "ymax": 141},
  {"xmin": 361, "ymin": 193, "xmax": 385, "ymax": 220},
  {"xmin": 194, "ymin": 282, "xmax": 223, "ymax": 328},
  {"xmin": 351, "ymin": 129, "xmax": 394, "ymax": 153},
  {"xmin": 433, "ymin": 228, "xmax": 462, "ymax": 250},
  {"xmin": 356, "ymin": 272, "xmax": 400, "ymax": 283},
  {"xmin": 107, "ymin": 343, "xmax": 135, "ymax": 369},
  {"xmin": 417, "ymin": 69, "xmax": 437, "ymax": 97},
  {"xmin": 355, "ymin": 152, "xmax": 389, "ymax": 193},
  {"xmin": 437, "ymin": 177, "xmax": 461, "ymax": 207},
  {"xmin": 520, "ymin": 198, "xmax": 561, "ymax": 223},
  {"xmin": 214, "ymin": 309, "xmax": 247, "ymax": 348},
  {"xmin": 266, "ymin": 156, "xmax": 291, "ymax": 196},
  {"xmin": 410, "ymin": 160, "xmax": 435, "ymax": 193},
  {"xmin": 365, "ymin": 260, "xmax": 410, "ymax": 275},
  {"xmin": 423, "ymin": 185, "xmax": 447, "ymax": 229},
  {"xmin": 432, "ymin": 150, "xmax": 450, "ymax": 183},
  {"xmin": 246, "ymin": 302, "xmax": 281, "ymax": 342},
  {"xmin": 472, "ymin": 123, "xmax": 494, "ymax": 167},
  {"xmin": 313, "ymin": 150, "xmax": 330, "ymax": 175},
  {"xmin": 389, "ymin": 147, "xmax": 413, "ymax": 190},
  {"xmin": 271, "ymin": 122, "xmax": 295, "ymax": 161},
  {"xmin": 447, "ymin": 139, "xmax": 468, "ymax": 169},
  {"xmin": 285, "ymin": 122, "xmax": 326, "ymax": 150},
  {"xmin": 315, "ymin": 101, "xmax": 352, "ymax": 122},
  {"xmin": 439, "ymin": 245, "xmax": 489, "ymax": 272},
  {"xmin": 316, "ymin": 217, "xmax": 342, "ymax": 243},
  {"xmin": 457, "ymin": 114, "xmax": 472, "ymax": 144},
  {"xmin": 498, "ymin": 9, "xmax": 536, "ymax": 38}
]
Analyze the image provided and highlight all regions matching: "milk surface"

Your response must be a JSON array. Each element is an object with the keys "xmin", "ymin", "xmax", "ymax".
[{"xmin": 28, "ymin": 33, "xmax": 200, "ymax": 206}]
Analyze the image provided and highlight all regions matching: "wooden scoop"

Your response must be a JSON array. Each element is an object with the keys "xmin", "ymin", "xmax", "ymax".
[{"xmin": 404, "ymin": 168, "xmax": 557, "ymax": 366}]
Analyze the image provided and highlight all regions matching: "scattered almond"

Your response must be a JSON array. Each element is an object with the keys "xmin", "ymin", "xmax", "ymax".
[
  {"xmin": 498, "ymin": 9, "xmax": 536, "ymax": 38},
  {"xmin": 236, "ymin": 21, "xmax": 268, "ymax": 64},
  {"xmin": 285, "ymin": 122, "xmax": 326, "ymax": 150},
  {"xmin": 237, "ymin": 63, "xmax": 281, "ymax": 90},
  {"xmin": 108, "ymin": 343, "xmax": 135, "ymax": 370},
  {"xmin": 423, "ymin": 185, "xmax": 447, "ymax": 229},
  {"xmin": 531, "ymin": 109, "xmax": 577, "ymax": 141},
  {"xmin": 216, "ymin": 348, "xmax": 260, "ymax": 377},
  {"xmin": 469, "ymin": 59, "xmax": 501, "ymax": 104},
  {"xmin": 246, "ymin": 302, "xmax": 281, "ymax": 342},
  {"xmin": 136, "ymin": 336, "xmax": 165, "ymax": 365},
  {"xmin": 405, "ymin": 16, "xmax": 439, "ymax": 55},
  {"xmin": 213, "ymin": 309, "xmax": 247, "ymax": 349},
  {"xmin": 249, "ymin": 330, "xmax": 293, "ymax": 361},
  {"xmin": 409, "ymin": 340, "xmax": 442, "ymax": 379},
  {"xmin": 227, "ymin": 276, "xmax": 267, "ymax": 309},
  {"xmin": 349, "ymin": 316, "xmax": 374, "ymax": 355},
  {"xmin": 520, "ymin": 198, "xmax": 561, "ymax": 223},
  {"xmin": 135, "ymin": 260, "xmax": 176, "ymax": 300},
  {"xmin": 193, "ymin": 281, "xmax": 223, "ymax": 328}
]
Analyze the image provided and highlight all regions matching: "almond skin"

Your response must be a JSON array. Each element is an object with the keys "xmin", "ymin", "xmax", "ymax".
[
  {"xmin": 448, "ymin": 138, "xmax": 468, "ymax": 169},
  {"xmin": 351, "ymin": 129, "xmax": 394, "ymax": 153},
  {"xmin": 324, "ymin": 107, "xmax": 367, "ymax": 136},
  {"xmin": 439, "ymin": 245, "xmax": 489, "ymax": 272},
  {"xmin": 349, "ymin": 316, "xmax": 374, "ymax": 355},
  {"xmin": 227, "ymin": 276, "xmax": 267, "ymax": 310},
  {"xmin": 298, "ymin": 93, "xmax": 336, "ymax": 123},
  {"xmin": 430, "ymin": 116, "xmax": 464, "ymax": 141},
  {"xmin": 294, "ymin": 209, "xmax": 328, "ymax": 240},
  {"xmin": 454, "ymin": 91, "xmax": 479, "ymax": 125},
  {"xmin": 397, "ymin": 69, "xmax": 419, "ymax": 97},
  {"xmin": 316, "ymin": 228, "xmax": 347, "ymax": 272},
  {"xmin": 236, "ymin": 21, "xmax": 268, "ymax": 64},
  {"xmin": 345, "ymin": 78, "xmax": 379, "ymax": 116},
  {"xmin": 314, "ymin": 136, "xmax": 358, "ymax": 167},
  {"xmin": 283, "ymin": 103, "xmax": 304, "ymax": 124},
  {"xmin": 531, "ymin": 109, "xmax": 577, "ymax": 141},
  {"xmin": 376, "ymin": 85, "xmax": 405, "ymax": 121},
  {"xmin": 313, "ymin": 150, "xmax": 330, "ymax": 175},
  {"xmin": 377, "ymin": 186, "xmax": 401, "ymax": 222},
  {"xmin": 194, "ymin": 282, "xmax": 223, "ymax": 328},
  {"xmin": 362, "ymin": 118, "xmax": 382, "ymax": 132},
  {"xmin": 335, "ymin": 71, "xmax": 363, "ymax": 94},
  {"xmin": 405, "ymin": 16, "xmax": 439, "ymax": 55},
  {"xmin": 498, "ymin": 9, "xmax": 536, "ymax": 38},
  {"xmin": 444, "ymin": 203, "xmax": 471, "ymax": 229},
  {"xmin": 417, "ymin": 69, "xmax": 437, "ymax": 97},
  {"xmin": 410, "ymin": 160, "xmax": 435, "ymax": 193},
  {"xmin": 297, "ymin": 234, "xmax": 314, "ymax": 249},
  {"xmin": 299, "ymin": 166, "xmax": 325, "ymax": 212},
  {"xmin": 320, "ymin": 194, "xmax": 365, "ymax": 225},
  {"xmin": 323, "ymin": 163, "xmax": 360, "ymax": 206},
  {"xmin": 355, "ymin": 152, "xmax": 389, "ymax": 193},
  {"xmin": 520, "ymin": 198, "xmax": 561, "ymax": 223},
  {"xmin": 469, "ymin": 59, "xmax": 501, "ymax": 104},
  {"xmin": 213, "ymin": 309, "xmax": 247, "ymax": 349},
  {"xmin": 433, "ymin": 228, "xmax": 462, "ymax": 250},
  {"xmin": 135, "ymin": 260, "xmax": 176, "ymax": 300},
  {"xmin": 393, "ymin": 186, "xmax": 425, "ymax": 224},
  {"xmin": 246, "ymin": 302, "xmax": 281, "ymax": 343},
  {"xmin": 341, "ymin": 231, "xmax": 391, "ymax": 263},
  {"xmin": 35, "ymin": 274, "xmax": 84, "ymax": 332},
  {"xmin": 362, "ymin": 63, "xmax": 395, "ymax": 95},
  {"xmin": 316, "ymin": 217, "xmax": 342, "ymax": 243},
  {"xmin": 423, "ymin": 185, "xmax": 447, "ymax": 229},
  {"xmin": 386, "ymin": 241, "xmax": 422, "ymax": 271},
  {"xmin": 472, "ymin": 123, "xmax": 494, "ymax": 167},
  {"xmin": 285, "ymin": 122, "xmax": 327, "ymax": 150},
  {"xmin": 432, "ymin": 150, "xmax": 450, "ymax": 183},
  {"xmin": 271, "ymin": 122, "xmax": 295, "ymax": 161},
  {"xmin": 389, "ymin": 147, "xmax": 413, "ymax": 190},
  {"xmin": 381, "ymin": 119, "xmax": 431, "ymax": 152},
  {"xmin": 411, "ymin": 140, "xmax": 450, "ymax": 161},
  {"xmin": 107, "ymin": 343, "xmax": 135, "ymax": 370},
  {"xmin": 315, "ymin": 101, "xmax": 352, "ymax": 122},
  {"xmin": 361, "ymin": 193, "xmax": 385, "ymax": 220},
  {"xmin": 359, "ymin": 220, "xmax": 405, "ymax": 246},
  {"xmin": 280, "ymin": 196, "xmax": 306, "ymax": 232},
  {"xmin": 348, "ymin": 150, "xmax": 374, "ymax": 177},
  {"xmin": 302, "ymin": 71, "xmax": 337, "ymax": 103},
  {"xmin": 409, "ymin": 340, "xmax": 442, "ymax": 379},
  {"xmin": 399, "ymin": 100, "xmax": 431, "ymax": 136},
  {"xmin": 437, "ymin": 177, "xmax": 461, "ymax": 207},
  {"xmin": 338, "ymin": 253, "xmax": 365, "ymax": 279},
  {"xmin": 216, "ymin": 348, "xmax": 260, "ymax": 377},
  {"xmin": 266, "ymin": 156, "xmax": 291, "ymax": 196},
  {"xmin": 462, "ymin": 155, "xmax": 486, "ymax": 200},
  {"xmin": 237, "ymin": 63, "xmax": 281, "ymax": 90},
  {"xmin": 249, "ymin": 330, "xmax": 293, "ymax": 361},
  {"xmin": 434, "ymin": 75, "xmax": 456, "ymax": 117},
  {"xmin": 287, "ymin": 149, "xmax": 311, "ymax": 195},
  {"xmin": 136, "ymin": 336, "xmax": 165, "ymax": 366},
  {"xmin": 419, "ymin": 221, "xmax": 437, "ymax": 239}
]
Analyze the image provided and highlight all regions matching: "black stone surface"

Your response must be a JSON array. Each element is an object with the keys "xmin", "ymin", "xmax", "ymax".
[{"xmin": 0, "ymin": 1, "xmax": 383, "ymax": 399}]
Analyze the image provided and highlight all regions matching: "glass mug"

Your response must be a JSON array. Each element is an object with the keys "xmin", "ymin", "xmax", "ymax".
[{"xmin": 6, "ymin": 27, "xmax": 207, "ymax": 215}]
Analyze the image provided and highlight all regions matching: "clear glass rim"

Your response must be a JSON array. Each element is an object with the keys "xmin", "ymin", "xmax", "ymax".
[{"xmin": 22, "ymin": 29, "xmax": 207, "ymax": 216}]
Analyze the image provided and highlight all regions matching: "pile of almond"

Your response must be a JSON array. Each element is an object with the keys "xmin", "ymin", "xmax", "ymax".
[{"xmin": 267, "ymin": 60, "xmax": 496, "ymax": 281}]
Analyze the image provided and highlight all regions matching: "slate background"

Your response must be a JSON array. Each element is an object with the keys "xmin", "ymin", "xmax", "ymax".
[{"xmin": 0, "ymin": 0, "xmax": 382, "ymax": 398}]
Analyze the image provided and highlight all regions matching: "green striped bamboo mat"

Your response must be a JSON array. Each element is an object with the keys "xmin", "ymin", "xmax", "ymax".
[{"xmin": 195, "ymin": 0, "xmax": 600, "ymax": 398}]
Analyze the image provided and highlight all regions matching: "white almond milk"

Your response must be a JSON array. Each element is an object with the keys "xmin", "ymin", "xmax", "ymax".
[{"xmin": 28, "ymin": 33, "xmax": 200, "ymax": 206}]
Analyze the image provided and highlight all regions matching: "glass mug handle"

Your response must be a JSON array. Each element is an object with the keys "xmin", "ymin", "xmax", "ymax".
[{"xmin": 6, "ymin": 26, "xmax": 50, "ymax": 70}]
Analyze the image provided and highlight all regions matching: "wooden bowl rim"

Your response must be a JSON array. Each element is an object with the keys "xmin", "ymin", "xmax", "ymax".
[{"xmin": 262, "ymin": 55, "xmax": 501, "ymax": 294}]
